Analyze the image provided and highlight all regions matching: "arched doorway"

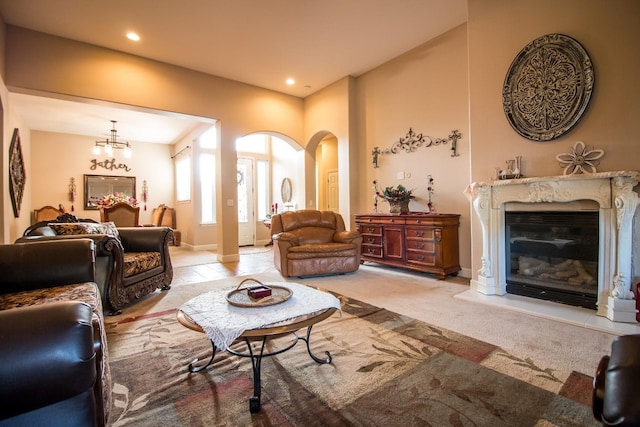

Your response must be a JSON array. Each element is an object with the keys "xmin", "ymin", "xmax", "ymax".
[
  {"xmin": 315, "ymin": 134, "xmax": 339, "ymax": 212},
  {"xmin": 235, "ymin": 132, "xmax": 303, "ymax": 246}
]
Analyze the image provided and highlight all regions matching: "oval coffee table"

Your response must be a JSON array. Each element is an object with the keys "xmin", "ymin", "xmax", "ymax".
[{"xmin": 177, "ymin": 306, "xmax": 338, "ymax": 413}]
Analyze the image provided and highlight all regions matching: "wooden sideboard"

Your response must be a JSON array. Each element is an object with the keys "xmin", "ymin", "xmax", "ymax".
[{"xmin": 355, "ymin": 213, "xmax": 460, "ymax": 279}]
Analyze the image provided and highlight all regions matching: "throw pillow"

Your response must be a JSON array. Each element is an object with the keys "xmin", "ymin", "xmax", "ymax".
[
  {"xmin": 49, "ymin": 222, "xmax": 103, "ymax": 236},
  {"xmin": 100, "ymin": 221, "xmax": 120, "ymax": 241},
  {"xmin": 48, "ymin": 222, "xmax": 121, "ymax": 242}
]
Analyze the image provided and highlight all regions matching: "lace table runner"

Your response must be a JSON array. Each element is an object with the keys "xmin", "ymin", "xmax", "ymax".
[{"xmin": 180, "ymin": 282, "xmax": 341, "ymax": 350}]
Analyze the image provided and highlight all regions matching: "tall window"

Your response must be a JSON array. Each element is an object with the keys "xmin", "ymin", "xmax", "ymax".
[
  {"xmin": 199, "ymin": 126, "xmax": 217, "ymax": 224},
  {"xmin": 175, "ymin": 155, "xmax": 191, "ymax": 201},
  {"xmin": 257, "ymin": 159, "xmax": 269, "ymax": 220},
  {"xmin": 200, "ymin": 154, "xmax": 215, "ymax": 223}
]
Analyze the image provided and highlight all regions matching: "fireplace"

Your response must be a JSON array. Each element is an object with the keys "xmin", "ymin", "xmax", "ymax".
[
  {"xmin": 465, "ymin": 171, "xmax": 640, "ymax": 323},
  {"xmin": 505, "ymin": 210, "xmax": 599, "ymax": 310}
]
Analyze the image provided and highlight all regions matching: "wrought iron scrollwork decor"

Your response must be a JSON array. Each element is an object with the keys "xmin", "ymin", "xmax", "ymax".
[
  {"xmin": 502, "ymin": 34, "xmax": 594, "ymax": 141},
  {"xmin": 372, "ymin": 128, "xmax": 461, "ymax": 168}
]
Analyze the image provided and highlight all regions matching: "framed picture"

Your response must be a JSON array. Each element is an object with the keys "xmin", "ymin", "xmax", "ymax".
[{"xmin": 9, "ymin": 128, "xmax": 26, "ymax": 218}]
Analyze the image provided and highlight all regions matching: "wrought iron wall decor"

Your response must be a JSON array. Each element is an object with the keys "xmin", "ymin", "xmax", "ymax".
[
  {"xmin": 372, "ymin": 128, "xmax": 461, "ymax": 168},
  {"xmin": 502, "ymin": 34, "xmax": 594, "ymax": 141},
  {"xmin": 9, "ymin": 128, "xmax": 25, "ymax": 218}
]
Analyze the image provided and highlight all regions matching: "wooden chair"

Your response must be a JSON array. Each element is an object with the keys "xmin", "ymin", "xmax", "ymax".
[
  {"xmin": 146, "ymin": 204, "xmax": 181, "ymax": 246},
  {"xmin": 149, "ymin": 205, "xmax": 166, "ymax": 226},
  {"xmin": 100, "ymin": 202, "xmax": 140, "ymax": 227},
  {"xmin": 32, "ymin": 204, "xmax": 66, "ymax": 224}
]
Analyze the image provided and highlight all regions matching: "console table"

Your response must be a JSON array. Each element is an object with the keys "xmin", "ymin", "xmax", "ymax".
[{"xmin": 355, "ymin": 213, "xmax": 460, "ymax": 279}]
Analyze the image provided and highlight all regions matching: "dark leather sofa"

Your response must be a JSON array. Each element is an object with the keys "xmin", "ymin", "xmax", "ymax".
[
  {"xmin": 593, "ymin": 334, "xmax": 640, "ymax": 426},
  {"xmin": 0, "ymin": 239, "xmax": 110, "ymax": 426},
  {"xmin": 19, "ymin": 213, "xmax": 173, "ymax": 314},
  {"xmin": 0, "ymin": 302, "xmax": 98, "ymax": 427}
]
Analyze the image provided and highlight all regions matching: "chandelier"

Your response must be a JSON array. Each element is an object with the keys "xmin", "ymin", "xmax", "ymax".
[{"xmin": 93, "ymin": 120, "xmax": 132, "ymax": 158}]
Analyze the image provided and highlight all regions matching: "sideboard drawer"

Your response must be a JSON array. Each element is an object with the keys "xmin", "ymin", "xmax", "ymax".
[
  {"xmin": 405, "ymin": 227, "xmax": 435, "ymax": 240},
  {"xmin": 405, "ymin": 240, "xmax": 435, "ymax": 252},
  {"xmin": 362, "ymin": 246, "xmax": 383, "ymax": 258},
  {"xmin": 407, "ymin": 251, "xmax": 436, "ymax": 266},
  {"xmin": 362, "ymin": 235, "xmax": 382, "ymax": 246},
  {"xmin": 358, "ymin": 224, "xmax": 382, "ymax": 236}
]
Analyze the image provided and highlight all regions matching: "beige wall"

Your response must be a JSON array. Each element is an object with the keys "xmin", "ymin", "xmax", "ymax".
[
  {"xmin": 467, "ymin": 0, "xmax": 640, "ymax": 279},
  {"xmin": 354, "ymin": 24, "xmax": 472, "ymax": 275},
  {"xmin": 3, "ymin": 26, "xmax": 304, "ymax": 256},
  {"xmin": 30, "ymin": 131, "xmax": 173, "ymax": 225},
  {"xmin": 303, "ymin": 77, "xmax": 357, "ymax": 221},
  {"xmin": 2, "ymin": 1, "xmax": 638, "ymax": 277}
]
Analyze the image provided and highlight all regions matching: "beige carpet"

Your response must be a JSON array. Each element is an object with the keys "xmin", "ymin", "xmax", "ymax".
[{"xmin": 110, "ymin": 264, "xmax": 616, "ymax": 382}]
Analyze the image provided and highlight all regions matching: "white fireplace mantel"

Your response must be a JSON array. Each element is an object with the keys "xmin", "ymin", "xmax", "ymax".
[{"xmin": 465, "ymin": 171, "xmax": 640, "ymax": 323}]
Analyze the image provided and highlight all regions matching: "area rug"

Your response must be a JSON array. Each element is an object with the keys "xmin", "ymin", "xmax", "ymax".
[{"xmin": 104, "ymin": 289, "xmax": 598, "ymax": 426}]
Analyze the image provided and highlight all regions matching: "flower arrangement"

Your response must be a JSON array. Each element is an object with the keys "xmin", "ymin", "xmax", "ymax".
[
  {"xmin": 373, "ymin": 181, "xmax": 415, "ymax": 202},
  {"xmin": 374, "ymin": 181, "xmax": 414, "ymax": 214},
  {"xmin": 97, "ymin": 192, "xmax": 139, "ymax": 208},
  {"xmin": 375, "ymin": 182, "xmax": 414, "ymax": 203}
]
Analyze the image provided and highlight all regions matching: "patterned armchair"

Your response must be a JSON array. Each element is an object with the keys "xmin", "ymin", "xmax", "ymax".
[{"xmin": 18, "ymin": 214, "xmax": 173, "ymax": 315}]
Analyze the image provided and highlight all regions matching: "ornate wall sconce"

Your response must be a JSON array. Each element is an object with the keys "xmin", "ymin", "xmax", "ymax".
[
  {"xmin": 68, "ymin": 177, "xmax": 77, "ymax": 211},
  {"xmin": 142, "ymin": 180, "xmax": 148, "ymax": 211},
  {"xmin": 449, "ymin": 130, "xmax": 461, "ymax": 157},
  {"xmin": 372, "ymin": 147, "xmax": 381, "ymax": 168}
]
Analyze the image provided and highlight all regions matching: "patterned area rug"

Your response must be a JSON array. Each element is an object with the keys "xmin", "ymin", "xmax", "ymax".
[{"xmin": 105, "ymin": 292, "xmax": 598, "ymax": 426}]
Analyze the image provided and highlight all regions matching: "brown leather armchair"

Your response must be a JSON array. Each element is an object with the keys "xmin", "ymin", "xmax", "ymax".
[{"xmin": 271, "ymin": 210, "xmax": 362, "ymax": 278}]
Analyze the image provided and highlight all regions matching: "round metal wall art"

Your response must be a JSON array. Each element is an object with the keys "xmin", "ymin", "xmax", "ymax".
[{"xmin": 502, "ymin": 34, "xmax": 595, "ymax": 141}]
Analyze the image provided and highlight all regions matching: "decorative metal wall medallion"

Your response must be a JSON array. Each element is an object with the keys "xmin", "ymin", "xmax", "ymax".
[
  {"xmin": 9, "ymin": 128, "xmax": 26, "ymax": 218},
  {"xmin": 502, "ymin": 34, "xmax": 595, "ymax": 141}
]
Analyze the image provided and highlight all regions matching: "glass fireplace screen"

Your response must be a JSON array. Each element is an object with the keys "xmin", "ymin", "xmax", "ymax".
[{"xmin": 505, "ymin": 211, "xmax": 599, "ymax": 310}]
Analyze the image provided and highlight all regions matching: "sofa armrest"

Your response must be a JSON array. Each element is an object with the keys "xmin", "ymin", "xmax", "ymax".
[
  {"xmin": 118, "ymin": 227, "xmax": 172, "ymax": 252},
  {"xmin": 16, "ymin": 233, "xmax": 123, "ymax": 257},
  {"xmin": 272, "ymin": 231, "xmax": 299, "ymax": 245},
  {"xmin": 0, "ymin": 239, "xmax": 96, "ymax": 295},
  {"xmin": 0, "ymin": 301, "xmax": 97, "ymax": 421},
  {"xmin": 334, "ymin": 230, "xmax": 362, "ymax": 244}
]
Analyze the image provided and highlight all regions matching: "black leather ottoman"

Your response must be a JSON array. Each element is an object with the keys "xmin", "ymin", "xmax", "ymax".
[{"xmin": 593, "ymin": 334, "xmax": 640, "ymax": 426}]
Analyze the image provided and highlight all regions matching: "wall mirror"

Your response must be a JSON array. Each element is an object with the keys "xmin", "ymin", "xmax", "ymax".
[
  {"xmin": 281, "ymin": 177, "xmax": 292, "ymax": 203},
  {"xmin": 84, "ymin": 174, "xmax": 136, "ymax": 210}
]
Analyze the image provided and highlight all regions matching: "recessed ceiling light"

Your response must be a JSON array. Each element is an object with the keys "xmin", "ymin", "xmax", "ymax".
[
  {"xmin": 126, "ymin": 32, "xmax": 140, "ymax": 41},
  {"xmin": 286, "ymin": 78, "xmax": 295, "ymax": 85}
]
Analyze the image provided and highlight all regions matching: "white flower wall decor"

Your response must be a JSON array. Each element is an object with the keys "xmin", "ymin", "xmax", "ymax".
[{"xmin": 555, "ymin": 141, "xmax": 604, "ymax": 175}]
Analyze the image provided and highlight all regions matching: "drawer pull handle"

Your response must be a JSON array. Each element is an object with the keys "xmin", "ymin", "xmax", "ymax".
[
  {"xmin": 415, "ymin": 231, "xmax": 425, "ymax": 237},
  {"xmin": 368, "ymin": 228, "xmax": 375, "ymax": 233},
  {"xmin": 367, "ymin": 248, "xmax": 376, "ymax": 254},
  {"xmin": 417, "ymin": 243, "xmax": 425, "ymax": 249},
  {"xmin": 367, "ymin": 238, "xmax": 376, "ymax": 243}
]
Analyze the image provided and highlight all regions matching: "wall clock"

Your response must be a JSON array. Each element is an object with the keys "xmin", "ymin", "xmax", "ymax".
[
  {"xmin": 502, "ymin": 34, "xmax": 595, "ymax": 141},
  {"xmin": 9, "ymin": 128, "xmax": 26, "ymax": 218}
]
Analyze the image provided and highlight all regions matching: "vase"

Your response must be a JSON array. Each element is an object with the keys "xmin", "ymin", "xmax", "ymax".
[{"xmin": 389, "ymin": 200, "xmax": 410, "ymax": 215}]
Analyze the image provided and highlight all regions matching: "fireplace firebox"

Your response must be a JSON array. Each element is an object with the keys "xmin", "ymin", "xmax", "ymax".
[{"xmin": 505, "ymin": 211, "xmax": 599, "ymax": 310}]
